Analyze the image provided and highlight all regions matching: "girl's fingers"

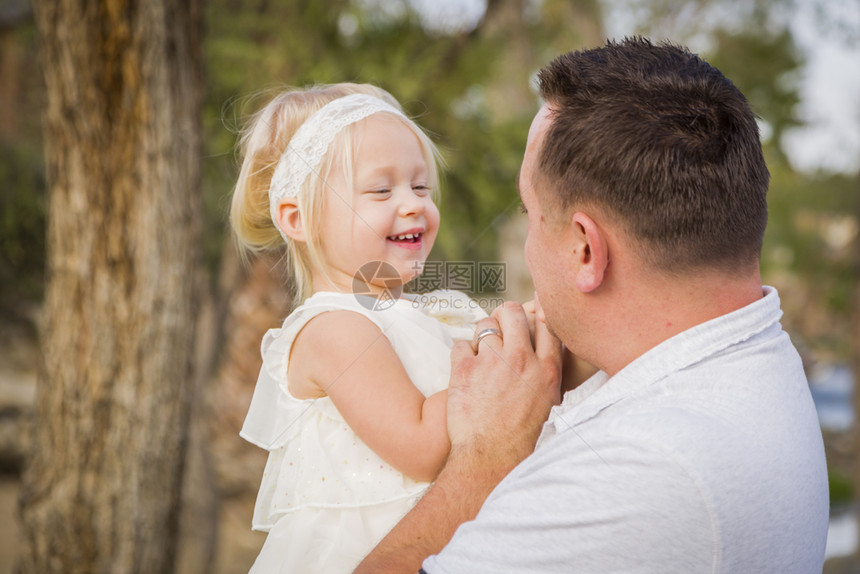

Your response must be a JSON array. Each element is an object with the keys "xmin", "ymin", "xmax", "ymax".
[
  {"xmin": 522, "ymin": 299, "xmax": 535, "ymax": 315},
  {"xmin": 533, "ymin": 293, "xmax": 562, "ymax": 366},
  {"xmin": 534, "ymin": 291, "xmax": 546, "ymax": 324}
]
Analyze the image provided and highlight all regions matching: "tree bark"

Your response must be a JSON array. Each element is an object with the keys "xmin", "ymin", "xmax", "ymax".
[{"xmin": 18, "ymin": 1, "xmax": 203, "ymax": 572}]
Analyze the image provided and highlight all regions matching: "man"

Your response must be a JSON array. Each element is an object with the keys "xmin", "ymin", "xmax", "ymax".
[{"xmin": 356, "ymin": 38, "xmax": 828, "ymax": 573}]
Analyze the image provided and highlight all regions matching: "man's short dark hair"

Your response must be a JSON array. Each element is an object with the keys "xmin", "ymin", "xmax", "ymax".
[{"xmin": 536, "ymin": 37, "xmax": 769, "ymax": 274}]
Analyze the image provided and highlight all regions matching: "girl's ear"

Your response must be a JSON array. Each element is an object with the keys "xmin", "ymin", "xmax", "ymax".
[{"xmin": 276, "ymin": 200, "xmax": 306, "ymax": 242}]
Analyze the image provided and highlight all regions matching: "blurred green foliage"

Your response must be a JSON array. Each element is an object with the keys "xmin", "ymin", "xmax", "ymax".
[
  {"xmin": 0, "ymin": 17, "xmax": 45, "ymax": 323},
  {"xmin": 0, "ymin": 139, "xmax": 45, "ymax": 317},
  {"xmin": 829, "ymin": 468, "xmax": 855, "ymax": 507},
  {"xmin": 709, "ymin": 28, "xmax": 803, "ymax": 165}
]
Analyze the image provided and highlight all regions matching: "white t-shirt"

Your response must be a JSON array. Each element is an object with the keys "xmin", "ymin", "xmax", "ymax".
[{"xmin": 424, "ymin": 286, "xmax": 829, "ymax": 573}]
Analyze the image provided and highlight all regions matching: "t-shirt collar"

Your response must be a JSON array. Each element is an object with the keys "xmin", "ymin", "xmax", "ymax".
[{"xmin": 538, "ymin": 286, "xmax": 783, "ymax": 446}]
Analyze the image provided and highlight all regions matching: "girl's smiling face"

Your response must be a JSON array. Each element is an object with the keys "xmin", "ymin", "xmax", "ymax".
[{"xmin": 312, "ymin": 113, "xmax": 440, "ymax": 296}]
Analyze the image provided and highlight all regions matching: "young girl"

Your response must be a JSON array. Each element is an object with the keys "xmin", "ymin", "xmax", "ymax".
[{"xmin": 230, "ymin": 83, "xmax": 487, "ymax": 573}]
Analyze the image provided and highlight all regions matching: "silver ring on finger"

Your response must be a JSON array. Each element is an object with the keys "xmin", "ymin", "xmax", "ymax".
[{"xmin": 474, "ymin": 327, "xmax": 502, "ymax": 348}]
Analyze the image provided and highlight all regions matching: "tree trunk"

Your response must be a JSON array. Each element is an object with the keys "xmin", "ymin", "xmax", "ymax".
[{"xmin": 17, "ymin": 1, "xmax": 203, "ymax": 572}]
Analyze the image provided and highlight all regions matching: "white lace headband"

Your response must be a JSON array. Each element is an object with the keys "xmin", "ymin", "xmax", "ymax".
[{"xmin": 268, "ymin": 93, "xmax": 407, "ymax": 239}]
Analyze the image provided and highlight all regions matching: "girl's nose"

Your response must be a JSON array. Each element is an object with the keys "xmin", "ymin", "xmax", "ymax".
[{"xmin": 397, "ymin": 189, "xmax": 426, "ymax": 217}]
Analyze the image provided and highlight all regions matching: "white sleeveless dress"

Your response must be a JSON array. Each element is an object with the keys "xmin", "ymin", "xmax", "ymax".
[{"xmin": 241, "ymin": 290, "xmax": 486, "ymax": 573}]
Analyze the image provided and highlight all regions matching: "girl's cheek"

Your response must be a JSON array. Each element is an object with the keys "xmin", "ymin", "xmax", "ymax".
[{"xmin": 429, "ymin": 202, "xmax": 441, "ymax": 229}]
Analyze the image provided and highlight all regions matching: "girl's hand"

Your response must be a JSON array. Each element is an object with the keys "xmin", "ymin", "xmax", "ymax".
[{"xmin": 520, "ymin": 299, "xmax": 537, "ymax": 347}]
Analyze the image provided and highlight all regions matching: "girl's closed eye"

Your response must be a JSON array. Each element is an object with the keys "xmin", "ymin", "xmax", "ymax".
[{"xmin": 412, "ymin": 184, "xmax": 430, "ymax": 195}]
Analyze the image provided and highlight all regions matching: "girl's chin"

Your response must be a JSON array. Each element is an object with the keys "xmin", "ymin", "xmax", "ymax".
[{"xmin": 387, "ymin": 259, "xmax": 426, "ymax": 278}]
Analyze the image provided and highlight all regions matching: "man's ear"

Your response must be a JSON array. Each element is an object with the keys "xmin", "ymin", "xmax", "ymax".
[
  {"xmin": 571, "ymin": 212, "xmax": 608, "ymax": 293},
  {"xmin": 276, "ymin": 200, "xmax": 306, "ymax": 242}
]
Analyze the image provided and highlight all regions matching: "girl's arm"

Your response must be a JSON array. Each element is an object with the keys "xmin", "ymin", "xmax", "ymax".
[
  {"xmin": 354, "ymin": 301, "xmax": 563, "ymax": 573},
  {"xmin": 288, "ymin": 310, "xmax": 450, "ymax": 483}
]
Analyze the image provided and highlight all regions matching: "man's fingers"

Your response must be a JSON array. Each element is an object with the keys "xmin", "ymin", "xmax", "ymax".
[
  {"xmin": 493, "ymin": 301, "xmax": 532, "ymax": 352},
  {"xmin": 452, "ymin": 339, "xmax": 475, "ymax": 364},
  {"xmin": 472, "ymin": 318, "xmax": 503, "ymax": 354}
]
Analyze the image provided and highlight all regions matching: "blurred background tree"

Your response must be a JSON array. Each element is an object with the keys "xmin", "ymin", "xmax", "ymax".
[
  {"xmin": 15, "ymin": 0, "xmax": 204, "ymax": 573},
  {"xmin": 1, "ymin": 0, "xmax": 857, "ymax": 572}
]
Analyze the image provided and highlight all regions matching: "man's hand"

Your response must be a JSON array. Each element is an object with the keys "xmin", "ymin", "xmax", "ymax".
[{"xmin": 448, "ymin": 299, "xmax": 563, "ymax": 473}]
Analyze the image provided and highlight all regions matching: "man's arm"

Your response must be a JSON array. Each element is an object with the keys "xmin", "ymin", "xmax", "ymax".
[
  {"xmin": 354, "ymin": 301, "xmax": 562, "ymax": 573},
  {"xmin": 353, "ymin": 444, "xmax": 512, "ymax": 572}
]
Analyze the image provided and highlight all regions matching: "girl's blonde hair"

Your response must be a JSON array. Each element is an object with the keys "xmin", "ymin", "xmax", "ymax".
[{"xmin": 230, "ymin": 83, "xmax": 442, "ymax": 303}]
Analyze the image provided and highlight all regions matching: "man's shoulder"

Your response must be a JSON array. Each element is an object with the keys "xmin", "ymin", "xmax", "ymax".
[
  {"xmin": 572, "ymin": 351, "xmax": 823, "ymax": 479},
  {"xmin": 463, "ymin": 373, "xmax": 828, "ymax": 572},
  {"xmin": 432, "ymin": 419, "xmax": 718, "ymax": 574},
  {"xmin": 504, "ymin": 353, "xmax": 829, "ymax": 569}
]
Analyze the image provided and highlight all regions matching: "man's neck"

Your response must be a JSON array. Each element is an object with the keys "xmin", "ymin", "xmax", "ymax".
[{"xmin": 594, "ymin": 267, "xmax": 764, "ymax": 377}]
